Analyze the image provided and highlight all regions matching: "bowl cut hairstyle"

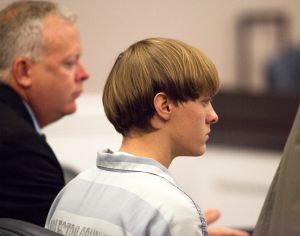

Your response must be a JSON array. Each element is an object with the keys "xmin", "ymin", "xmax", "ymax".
[{"xmin": 102, "ymin": 37, "xmax": 219, "ymax": 136}]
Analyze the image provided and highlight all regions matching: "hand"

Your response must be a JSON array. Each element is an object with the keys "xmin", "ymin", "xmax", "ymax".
[
  {"xmin": 205, "ymin": 208, "xmax": 221, "ymax": 224},
  {"xmin": 208, "ymin": 227, "xmax": 250, "ymax": 236},
  {"xmin": 205, "ymin": 209, "xmax": 250, "ymax": 236}
]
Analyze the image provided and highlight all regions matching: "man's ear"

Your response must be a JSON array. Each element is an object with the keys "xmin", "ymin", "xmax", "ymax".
[
  {"xmin": 153, "ymin": 92, "xmax": 173, "ymax": 121},
  {"xmin": 11, "ymin": 57, "xmax": 33, "ymax": 88}
]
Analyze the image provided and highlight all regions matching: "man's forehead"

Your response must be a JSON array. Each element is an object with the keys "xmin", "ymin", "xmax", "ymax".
[
  {"xmin": 42, "ymin": 15, "xmax": 79, "ymax": 44},
  {"xmin": 43, "ymin": 14, "xmax": 75, "ymax": 31},
  {"xmin": 38, "ymin": 27, "xmax": 80, "ymax": 61}
]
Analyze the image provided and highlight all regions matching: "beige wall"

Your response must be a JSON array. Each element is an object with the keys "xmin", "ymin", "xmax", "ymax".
[{"xmin": 1, "ymin": 0, "xmax": 300, "ymax": 92}]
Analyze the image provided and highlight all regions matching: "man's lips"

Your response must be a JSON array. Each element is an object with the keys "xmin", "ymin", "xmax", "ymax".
[{"xmin": 73, "ymin": 90, "xmax": 82, "ymax": 99}]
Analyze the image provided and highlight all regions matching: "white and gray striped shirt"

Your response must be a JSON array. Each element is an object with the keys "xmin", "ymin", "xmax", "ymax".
[{"xmin": 46, "ymin": 151, "xmax": 207, "ymax": 236}]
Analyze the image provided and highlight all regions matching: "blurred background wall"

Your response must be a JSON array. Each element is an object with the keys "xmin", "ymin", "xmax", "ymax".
[{"xmin": 1, "ymin": 0, "xmax": 300, "ymax": 229}]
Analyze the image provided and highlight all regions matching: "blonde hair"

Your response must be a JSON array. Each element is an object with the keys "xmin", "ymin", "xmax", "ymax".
[{"xmin": 103, "ymin": 37, "xmax": 219, "ymax": 136}]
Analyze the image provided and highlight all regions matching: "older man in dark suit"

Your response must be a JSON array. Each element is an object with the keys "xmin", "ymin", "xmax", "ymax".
[{"xmin": 0, "ymin": 1, "xmax": 89, "ymax": 226}]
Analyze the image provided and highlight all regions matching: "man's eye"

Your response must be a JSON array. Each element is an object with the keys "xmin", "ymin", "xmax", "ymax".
[
  {"xmin": 63, "ymin": 61, "xmax": 76, "ymax": 68},
  {"xmin": 201, "ymin": 98, "xmax": 211, "ymax": 106}
]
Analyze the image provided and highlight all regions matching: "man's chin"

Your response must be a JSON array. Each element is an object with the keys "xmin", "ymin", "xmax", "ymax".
[
  {"xmin": 182, "ymin": 146, "xmax": 206, "ymax": 157},
  {"xmin": 196, "ymin": 145, "xmax": 206, "ymax": 156},
  {"xmin": 64, "ymin": 104, "xmax": 77, "ymax": 115}
]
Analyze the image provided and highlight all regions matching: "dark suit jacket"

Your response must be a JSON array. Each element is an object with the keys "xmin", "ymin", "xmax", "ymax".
[
  {"xmin": 253, "ymin": 104, "xmax": 300, "ymax": 236},
  {"xmin": 0, "ymin": 84, "xmax": 65, "ymax": 226}
]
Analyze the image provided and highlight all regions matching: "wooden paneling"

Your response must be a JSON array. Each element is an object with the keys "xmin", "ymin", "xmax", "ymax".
[{"xmin": 210, "ymin": 91, "xmax": 300, "ymax": 150}]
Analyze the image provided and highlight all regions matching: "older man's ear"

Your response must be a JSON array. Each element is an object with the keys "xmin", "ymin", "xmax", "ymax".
[{"xmin": 11, "ymin": 57, "xmax": 33, "ymax": 88}]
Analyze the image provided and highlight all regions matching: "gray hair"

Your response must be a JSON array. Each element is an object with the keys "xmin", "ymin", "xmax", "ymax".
[{"xmin": 0, "ymin": 1, "xmax": 77, "ymax": 83}]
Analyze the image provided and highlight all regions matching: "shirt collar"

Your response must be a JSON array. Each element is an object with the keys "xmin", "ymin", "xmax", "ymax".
[
  {"xmin": 97, "ymin": 151, "xmax": 176, "ymax": 185},
  {"xmin": 23, "ymin": 101, "xmax": 42, "ymax": 135}
]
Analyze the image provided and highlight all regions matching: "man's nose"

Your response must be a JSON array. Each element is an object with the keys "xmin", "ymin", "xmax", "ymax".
[
  {"xmin": 207, "ymin": 106, "xmax": 219, "ymax": 125},
  {"xmin": 76, "ymin": 61, "xmax": 89, "ymax": 81}
]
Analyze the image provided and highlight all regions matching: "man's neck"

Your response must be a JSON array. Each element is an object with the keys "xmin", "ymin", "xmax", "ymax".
[{"xmin": 119, "ymin": 131, "xmax": 173, "ymax": 168}]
